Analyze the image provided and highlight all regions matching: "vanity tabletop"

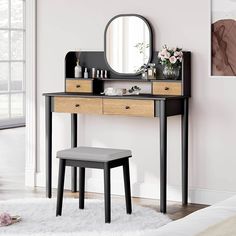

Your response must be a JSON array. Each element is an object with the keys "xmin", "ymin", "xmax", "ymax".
[{"xmin": 43, "ymin": 92, "xmax": 187, "ymax": 100}]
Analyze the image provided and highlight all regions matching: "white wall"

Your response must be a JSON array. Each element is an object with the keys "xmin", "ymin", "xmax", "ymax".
[
  {"xmin": 0, "ymin": 128, "xmax": 25, "ymax": 186},
  {"xmin": 36, "ymin": 0, "xmax": 236, "ymax": 204}
]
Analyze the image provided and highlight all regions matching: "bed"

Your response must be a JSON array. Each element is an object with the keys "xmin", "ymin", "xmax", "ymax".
[{"xmin": 146, "ymin": 195, "xmax": 236, "ymax": 236}]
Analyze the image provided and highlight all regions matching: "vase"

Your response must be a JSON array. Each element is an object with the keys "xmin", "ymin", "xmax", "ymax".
[{"xmin": 162, "ymin": 65, "xmax": 180, "ymax": 80}]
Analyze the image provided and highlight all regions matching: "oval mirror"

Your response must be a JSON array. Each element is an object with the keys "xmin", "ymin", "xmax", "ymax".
[{"xmin": 105, "ymin": 14, "xmax": 152, "ymax": 75}]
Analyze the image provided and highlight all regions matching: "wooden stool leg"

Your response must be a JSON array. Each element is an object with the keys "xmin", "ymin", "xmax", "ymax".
[
  {"xmin": 123, "ymin": 159, "xmax": 132, "ymax": 214},
  {"xmin": 104, "ymin": 163, "xmax": 111, "ymax": 223},
  {"xmin": 79, "ymin": 167, "xmax": 85, "ymax": 209},
  {"xmin": 56, "ymin": 159, "xmax": 66, "ymax": 216}
]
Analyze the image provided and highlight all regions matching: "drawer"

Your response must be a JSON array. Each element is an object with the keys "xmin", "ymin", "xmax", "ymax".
[
  {"xmin": 152, "ymin": 82, "xmax": 182, "ymax": 95},
  {"xmin": 54, "ymin": 97, "xmax": 102, "ymax": 114},
  {"xmin": 103, "ymin": 99, "xmax": 154, "ymax": 117},
  {"xmin": 66, "ymin": 79, "xmax": 92, "ymax": 93}
]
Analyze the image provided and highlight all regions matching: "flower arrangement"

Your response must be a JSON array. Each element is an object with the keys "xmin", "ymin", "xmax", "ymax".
[{"xmin": 158, "ymin": 45, "xmax": 183, "ymax": 68}]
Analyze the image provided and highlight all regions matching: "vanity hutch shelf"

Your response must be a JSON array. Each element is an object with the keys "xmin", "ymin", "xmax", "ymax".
[{"xmin": 65, "ymin": 51, "xmax": 191, "ymax": 97}]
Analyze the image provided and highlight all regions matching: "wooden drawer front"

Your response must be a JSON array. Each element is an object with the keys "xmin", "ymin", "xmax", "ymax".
[
  {"xmin": 66, "ymin": 79, "xmax": 92, "ymax": 93},
  {"xmin": 54, "ymin": 97, "xmax": 102, "ymax": 114},
  {"xmin": 152, "ymin": 82, "xmax": 182, "ymax": 95},
  {"xmin": 103, "ymin": 99, "xmax": 154, "ymax": 117}
]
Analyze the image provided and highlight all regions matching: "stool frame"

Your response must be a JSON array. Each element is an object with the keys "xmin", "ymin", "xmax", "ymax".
[{"xmin": 56, "ymin": 156, "xmax": 132, "ymax": 223}]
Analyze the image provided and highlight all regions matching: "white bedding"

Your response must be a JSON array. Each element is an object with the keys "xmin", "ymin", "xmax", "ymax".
[{"xmin": 144, "ymin": 195, "xmax": 236, "ymax": 236}]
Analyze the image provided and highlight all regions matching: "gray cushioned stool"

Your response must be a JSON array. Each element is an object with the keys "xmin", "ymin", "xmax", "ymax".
[{"xmin": 56, "ymin": 146, "xmax": 132, "ymax": 223}]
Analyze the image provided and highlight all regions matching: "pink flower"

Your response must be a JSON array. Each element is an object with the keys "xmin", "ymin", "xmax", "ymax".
[
  {"xmin": 164, "ymin": 51, "xmax": 171, "ymax": 59},
  {"xmin": 160, "ymin": 49, "xmax": 167, "ymax": 56},
  {"xmin": 169, "ymin": 56, "xmax": 177, "ymax": 64},
  {"xmin": 0, "ymin": 213, "xmax": 12, "ymax": 226},
  {"xmin": 158, "ymin": 51, "xmax": 164, "ymax": 58},
  {"xmin": 178, "ymin": 57, "xmax": 183, "ymax": 62},
  {"xmin": 158, "ymin": 50, "xmax": 170, "ymax": 60},
  {"xmin": 174, "ymin": 51, "xmax": 180, "ymax": 57}
]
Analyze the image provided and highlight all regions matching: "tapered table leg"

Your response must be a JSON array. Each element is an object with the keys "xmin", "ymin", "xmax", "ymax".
[
  {"xmin": 79, "ymin": 167, "xmax": 85, "ymax": 209},
  {"xmin": 123, "ymin": 159, "xmax": 132, "ymax": 214},
  {"xmin": 182, "ymin": 98, "xmax": 189, "ymax": 205},
  {"xmin": 159, "ymin": 100, "xmax": 167, "ymax": 213},
  {"xmin": 104, "ymin": 163, "xmax": 111, "ymax": 223},
  {"xmin": 56, "ymin": 159, "xmax": 66, "ymax": 216},
  {"xmin": 71, "ymin": 114, "xmax": 77, "ymax": 192},
  {"xmin": 45, "ymin": 96, "xmax": 52, "ymax": 198}
]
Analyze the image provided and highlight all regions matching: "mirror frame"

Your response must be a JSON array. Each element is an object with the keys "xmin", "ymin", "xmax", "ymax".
[{"xmin": 104, "ymin": 14, "xmax": 153, "ymax": 76}]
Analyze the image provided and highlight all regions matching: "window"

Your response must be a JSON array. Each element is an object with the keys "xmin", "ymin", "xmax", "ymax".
[{"xmin": 0, "ymin": 0, "xmax": 25, "ymax": 128}]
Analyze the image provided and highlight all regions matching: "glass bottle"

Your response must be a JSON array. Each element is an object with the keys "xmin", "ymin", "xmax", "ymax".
[{"xmin": 74, "ymin": 60, "xmax": 82, "ymax": 78}]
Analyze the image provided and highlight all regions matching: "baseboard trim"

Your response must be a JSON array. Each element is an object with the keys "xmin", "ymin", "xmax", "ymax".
[
  {"xmin": 36, "ymin": 173, "xmax": 236, "ymax": 205},
  {"xmin": 188, "ymin": 188, "xmax": 236, "ymax": 205}
]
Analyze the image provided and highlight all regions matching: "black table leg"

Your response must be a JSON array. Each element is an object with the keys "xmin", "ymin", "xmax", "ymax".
[
  {"xmin": 45, "ymin": 96, "xmax": 52, "ymax": 198},
  {"xmin": 123, "ymin": 159, "xmax": 132, "ymax": 214},
  {"xmin": 104, "ymin": 163, "xmax": 111, "ymax": 223},
  {"xmin": 56, "ymin": 159, "xmax": 66, "ymax": 216},
  {"xmin": 159, "ymin": 100, "xmax": 167, "ymax": 213},
  {"xmin": 71, "ymin": 114, "xmax": 77, "ymax": 192},
  {"xmin": 182, "ymin": 98, "xmax": 189, "ymax": 205},
  {"xmin": 79, "ymin": 167, "xmax": 85, "ymax": 209}
]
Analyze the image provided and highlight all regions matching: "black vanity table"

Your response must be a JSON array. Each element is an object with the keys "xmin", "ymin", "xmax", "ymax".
[{"xmin": 43, "ymin": 15, "xmax": 191, "ymax": 214}]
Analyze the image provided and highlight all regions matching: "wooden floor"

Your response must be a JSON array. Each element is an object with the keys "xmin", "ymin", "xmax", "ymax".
[{"xmin": 0, "ymin": 176, "xmax": 208, "ymax": 221}]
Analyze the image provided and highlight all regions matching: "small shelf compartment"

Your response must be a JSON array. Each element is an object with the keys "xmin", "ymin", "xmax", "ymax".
[
  {"xmin": 152, "ymin": 81, "xmax": 182, "ymax": 96},
  {"xmin": 65, "ymin": 51, "xmax": 191, "ymax": 96},
  {"xmin": 66, "ymin": 79, "xmax": 92, "ymax": 93}
]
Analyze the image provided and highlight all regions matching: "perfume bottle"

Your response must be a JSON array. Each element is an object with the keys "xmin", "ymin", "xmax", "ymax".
[
  {"xmin": 100, "ymin": 70, "xmax": 104, "ymax": 78},
  {"xmin": 96, "ymin": 70, "xmax": 100, "ymax": 78},
  {"xmin": 142, "ymin": 71, "xmax": 148, "ymax": 80},
  {"xmin": 147, "ymin": 63, "xmax": 156, "ymax": 79},
  {"xmin": 104, "ymin": 70, "xmax": 108, "ymax": 78},
  {"xmin": 74, "ymin": 60, "xmax": 82, "ymax": 78},
  {"xmin": 92, "ymin": 68, "xmax": 96, "ymax": 78},
  {"xmin": 84, "ymin": 68, "xmax": 88, "ymax": 78}
]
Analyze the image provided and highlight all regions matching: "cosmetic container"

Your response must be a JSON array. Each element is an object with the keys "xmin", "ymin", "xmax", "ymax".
[
  {"xmin": 84, "ymin": 68, "xmax": 88, "ymax": 78},
  {"xmin": 74, "ymin": 60, "xmax": 82, "ymax": 78},
  {"xmin": 104, "ymin": 70, "xmax": 108, "ymax": 78},
  {"xmin": 92, "ymin": 68, "xmax": 96, "ymax": 78},
  {"xmin": 96, "ymin": 70, "xmax": 100, "ymax": 78}
]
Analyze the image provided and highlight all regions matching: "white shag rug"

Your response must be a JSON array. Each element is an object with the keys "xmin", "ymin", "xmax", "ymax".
[{"xmin": 0, "ymin": 198, "xmax": 171, "ymax": 236}]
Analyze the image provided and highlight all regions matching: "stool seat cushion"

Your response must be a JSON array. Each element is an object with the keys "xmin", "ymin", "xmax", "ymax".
[{"xmin": 57, "ymin": 146, "xmax": 132, "ymax": 162}]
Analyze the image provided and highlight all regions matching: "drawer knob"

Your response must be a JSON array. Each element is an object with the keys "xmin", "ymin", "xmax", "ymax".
[
  {"xmin": 125, "ymin": 106, "xmax": 130, "ymax": 109},
  {"xmin": 164, "ymin": 87, "xmax": 169, "ymax": 90},
  {"xmin": 75, "ymin": 104, "xmax": 80, "ymax": 107},
  {"xmin": 76, "ymin": 85, "xmax": 81, "ymax": 88}
]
